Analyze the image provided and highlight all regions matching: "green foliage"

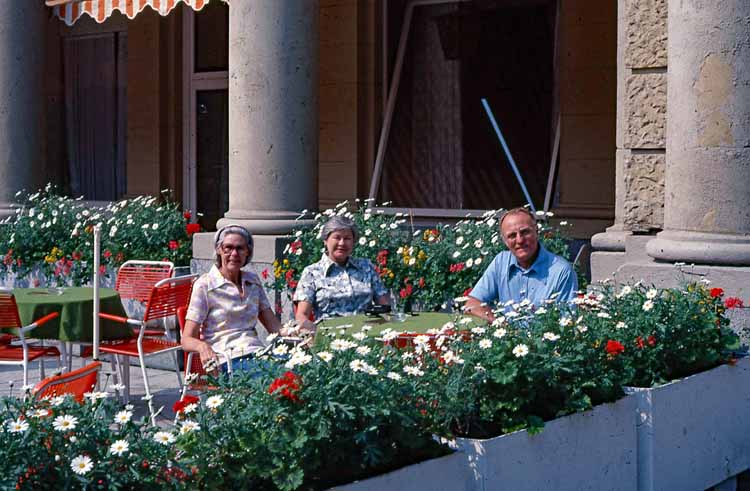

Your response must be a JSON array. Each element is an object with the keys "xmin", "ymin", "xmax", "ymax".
[
  {"xmin": 0, "ymin": 391, "xmax": 184, "ymax": 490},
  {"xmin": 269, "ymin": 201, "xmax": 573, "ymax": 311},
  {"xmin": 0, "ymin": 185, "xmax": 198, "ymax": 286}
]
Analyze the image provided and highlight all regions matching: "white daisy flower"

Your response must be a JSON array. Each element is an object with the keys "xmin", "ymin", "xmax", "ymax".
[
  {"xmin": 317, "ymin": 351, "xmax": 333, "ymax": 362},
  {"xmin": 642, "ymin": 300, "xmax": 654, "ymax": 311},
  {"xmin": 617, "ymin": 286, "xmax": 632, "ymax": 298},
  {"xmin": 31, "ymin": 409, "xmax": 49, "ymax": 418},
  {"xmin": 71, "ymin": 455, "xmax": 93, "ymax": 475},
  {"xmin": 272, "ymin": 344, "xmax": 289, "ymax": 356},
  {"xmin": 535, "ymin": 307, "xmax": 547, "ymax": 315},
  {"xmin": 466, "ymin": 258, "xmax": 474, "ymax": 268},
  {"xmin": 52, "ymin": 414, "xmax": 78, "ymax": 432},
  {"xmin": 543, "ymin": 332, "xmax": 560, "ymax": 342},
  {"xmin": 478, "ymin": 339, "xmax": 492, "ymax": 349},
  {"xmin": 386, "ymin": 372, "xmax": 402, "ymax": 381},
  {"xmin": 109, "ymin": 440, "xmax": 129, "ymax": 456},
  {"xmin": 180, "ymin": 420, "xmax": 201, "ymax": 434},
  {"xmin": 183, "ymin": 403, "xmax": 198, "ymax": 415},
  {"xmin": 616, "ymin": 321, "xmax": 627, "ymax": 329},
  {"xmin": 512, "ymin": 344, "xmax": 529, "ymax": 357},
  {"xmin": 576, "ymin": 325, "xmax": 588, "ymax": 334},
  {"xmin": 369, "ymin": 240, "xmax": 376, "ymax": 247},
  {"xmin": 153, "ymin": 431, "xmax": 176, "ymax": 445},
  {"xmin": 205, "ymin": 395, "xmax": 224, "ymax": 409},
  {"xmin": 597, "ymin": 312, "xmax": 611, "ymax": 319},
  {"xmin": 358, "ymin": 237, "xmax": 366, "ymax": 245},
  {"xmin": 471, "ymin": 326, "xmax": 486, "ymax": 335},
  {"xmin": 646, "ymin": 289, "xmax": 658, "ymax": 299},
  {"xmin": 381, "ymin": 329, "xmax": 398, "ymax": 342},
  {"xmin": 442, "ymin": 350, "xmax": 464, "ymax": 364},
  {"xmin": 355, "ymin": 346, "xmax": 371, "ymax": 356},
  {"xmin": 352, "ymin": 332, "xmax": 367, "ymax": 341},
  {"xmin": 493, "ymin": 328, "xmax": 507, "ymax": 339},
  {"xmin": 452, "ymin": 251, "xmax": 461, "ymax": 258},
  {"xmin": 8, "ymin": 419, "xmax": 28, "ymax": 433},
  {"xmin": 559, "ymin": 317, "xmax": 573, "ymax": 327},
  {"xmin": 330, "ymin": 339, "xmax": 357, "ymax": 351},
  {"xmin": 114, "ymin": 410, "xmax": 132, "ymax": 424},
  {"xmin": 403, "ymin": 365, "xmax": 425, "ymax": 377},
  {"xmin": 475, "ymin": 257, "xmax": 483, "ymax": 266}
]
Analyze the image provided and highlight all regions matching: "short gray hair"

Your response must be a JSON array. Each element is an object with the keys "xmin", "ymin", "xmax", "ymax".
[
  {"xmin": 320, "ymin": 216, "xmax": 357, "ymax": 242},
  {"xmin": 213, "ymin": 224, "xmax": 254, "ymax": 267}
]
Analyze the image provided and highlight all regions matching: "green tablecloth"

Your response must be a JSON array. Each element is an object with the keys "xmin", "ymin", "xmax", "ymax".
[
  {"xmin": 317, "ymin": 312, "xmax": 455, "ymax": 338},
  {"xmin": 12, "ymin": 288, "xmax": 130, "ymax": 342}
]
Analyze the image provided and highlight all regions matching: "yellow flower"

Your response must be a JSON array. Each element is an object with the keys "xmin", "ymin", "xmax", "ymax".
[
  {"xmin": 273, "ymin": 260, "xmax": 279, "ymax": 268},
  {"xmin": 388, "ymin": 272, "xmax": 394, "ymax": 279},
  {"xmin": 402, "ymin": 256, "xmax": 411, "ymax": 265},
  {"xmin": 44, "ymin": 255, "xmax": 55, "ymax": 264},
  {"xmin": 417, "ymin": 250, "xmax": 426, "ymax": 261},
  {"xmin": 283, "ymin": 259, "xmax": 290, "ymax": 266}
]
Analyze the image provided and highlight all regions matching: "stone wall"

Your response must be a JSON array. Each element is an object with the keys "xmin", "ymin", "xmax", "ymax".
[{"xmin": 619, "ymin": 0, "xmax": 666, "ymax": 232}]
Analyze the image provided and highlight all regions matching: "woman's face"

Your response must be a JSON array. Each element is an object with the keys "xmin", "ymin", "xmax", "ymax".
[
  {"xmin": 217, "ymin": 233, "xmax": 250, "ymax": 274},
  {"xmin": 325, "ymin": 229, "xmax": 354, "ymax": 265}
]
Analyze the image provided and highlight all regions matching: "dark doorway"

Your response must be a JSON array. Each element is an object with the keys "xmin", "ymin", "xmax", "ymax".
[{"xmin": 381, "ymin": 0, "xmax": 556, "ymax": 211}]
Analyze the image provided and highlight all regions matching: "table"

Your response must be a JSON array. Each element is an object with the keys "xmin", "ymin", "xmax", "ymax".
[
  {"xmin": 12, "ymin": 288, "xmax": 130, "ymax": 342},
  {"xmin": 317, "ymin": 312, "xmax": 454, "ymax": 338}
]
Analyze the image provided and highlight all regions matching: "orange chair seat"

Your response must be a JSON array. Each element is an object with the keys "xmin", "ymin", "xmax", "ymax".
[
  {"xmin": 0, "ymin": 344, "xmax": 60, "ymax": 361},
  {"xmin": 99, "ymin": 337, "xmax": 180, "ymax": 357}
]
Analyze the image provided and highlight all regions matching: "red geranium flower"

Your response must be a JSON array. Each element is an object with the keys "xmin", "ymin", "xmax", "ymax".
[
  {"xmin": 376, "ymin": 249, "xmax": 388, "ymax": 267},
  {"xmin": 399, "ymin": 284, "xmax": 413, "ymax": 299},
  {"xmin": 647, "ymin": 335, "xmax": 656, "ymax": 347},
  {"xmin": 268, "ymin": 371, "xmax": 302, "ymax": 402},
  {"xmin": 289, "ymin": 280, "xmax": 298, "ymax": 289},
  {"xmin": 71, "ymin": 251, "xmax": 82, "ymax": 261},
  {"xmin": 724, "ymin": 297, "xmax": 744, "ymax": 309},
  {"xmin": 168, "ymin": 240, "xmax": 179, "ymax": 251},
  {"xmin": 183, "ymin": 211, "xmax": 192, "ymax": 220},
  {"xmin": 186, "ymin": 223, "xmax": 201, "ymax": 235},
  {"xmin": 449, "ymin": 263, "xmax": 465, "ymax": 273},
  {"xmin": 261, "ymin": 269, "xmax": 269, "ymax": 280},
  {"xmin": 635, "ymin": 336, "xmax": 645, "ymax": 349},
  {"xmin": 418, "ymin": 277, "xmax": 425, "ymax": 288},
  {"xmin": 103, "ymin": 250, "xmax": 112, "ymax": 259},
  {"xmin": 173, "ymin": 394, "xmax": 200, "ymax": 413},
  {"xmin": 710, "ymin": 287, "xmax": 724, "ymax": 298},
  {"xmin": 605, "ymin": 340, "xmax": 625, "ymax": 356}
]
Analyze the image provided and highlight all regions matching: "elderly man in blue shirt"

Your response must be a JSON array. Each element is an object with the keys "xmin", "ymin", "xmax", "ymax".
[{"xmin": 465, "ymin": 207, "xmax": 578, "ymax": 322}]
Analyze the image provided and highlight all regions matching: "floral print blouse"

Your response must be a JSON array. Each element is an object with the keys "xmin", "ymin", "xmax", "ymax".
[{"xmin": 293, "ymin": 254, "xmax": 388, "ymax": 319}]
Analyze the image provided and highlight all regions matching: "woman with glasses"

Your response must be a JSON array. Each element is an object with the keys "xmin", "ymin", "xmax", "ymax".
[
  {"xmin": 293, "ymin": 216, "xmax": 389, "ymax": 329},
  {"xmin": 182, "ymin": 224, "xmax": 283, "ymax": 373}
]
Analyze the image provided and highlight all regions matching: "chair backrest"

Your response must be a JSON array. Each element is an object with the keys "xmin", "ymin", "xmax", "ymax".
[
  {"xmin": 176, "ymin": 306, "xmax": 207, "ymax": 378},
  {"xmin": 116, "ymin": 260, "xmax": 174, "ymax": 303},
  {"xmin": 32, "ymin": 361, "xmax": 102, "ymax": 403},
  {"xmin": 143, "ymin": 274, "xmax": 197, "ymax": 323},
  {"xmin": 0, "ymin": 289, "xmax": 22, "ymax": 330}
]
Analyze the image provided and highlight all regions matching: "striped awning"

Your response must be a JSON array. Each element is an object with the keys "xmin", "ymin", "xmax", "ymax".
[{"xmin": 51, "ymin": 0, "xmax": 228, "ymax": 26}]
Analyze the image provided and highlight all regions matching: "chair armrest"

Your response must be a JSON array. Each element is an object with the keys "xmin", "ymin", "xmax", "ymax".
[
  {"xmin": 19, "ymin": 312, "xmax": 60, "ymax": 334},
  {"xmin": 99, "ymin": 313, "xmax": 142, "ymax": 327}
]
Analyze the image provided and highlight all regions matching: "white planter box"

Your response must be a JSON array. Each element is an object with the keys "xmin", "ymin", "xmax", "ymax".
[
  {"xmin": 626, "ymin": 357, "xmax": 750, "ymax": 491},
  {"xmin": 330, "ymin": 451, "xmax": 475, "ymax": 491},
  {"xmin": 454, "ymin": 396, "xmax": 638, "ymax": 491}
]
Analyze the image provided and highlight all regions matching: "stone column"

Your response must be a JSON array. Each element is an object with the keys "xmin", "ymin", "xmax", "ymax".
[
  {"xmin": 0, "ymin": 2, "xmax": 46, "ymax": 217},
  {"xmin": 646, "ymin": 0, "xmax": 750, "ymax": 266},
  {"xmin": 218, "ymin": 0, "xmax": 318, "ymax": 236},
  {"xmin": 591, "ymin": 0, "xmax": 666, "ymax": 281}
]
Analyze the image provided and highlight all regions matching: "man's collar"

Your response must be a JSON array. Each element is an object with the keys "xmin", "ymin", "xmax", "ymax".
[
  {"xmin": 509, "ymin": 244, "xmax": 550, "ymax": 273},
  {"xmin": 320, "ymin": 254, "xmax": 360, "ymax": 275}
]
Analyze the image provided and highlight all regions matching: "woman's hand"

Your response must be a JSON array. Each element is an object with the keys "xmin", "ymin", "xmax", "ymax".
[{"xmin": 197, "ymin": 343, "xmax": 220, "ymax": 372}]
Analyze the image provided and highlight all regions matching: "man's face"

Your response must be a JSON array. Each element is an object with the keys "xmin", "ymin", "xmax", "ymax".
[{"xmin": 500, "ymin": 213, "xmax": 539, "ymax": 267}]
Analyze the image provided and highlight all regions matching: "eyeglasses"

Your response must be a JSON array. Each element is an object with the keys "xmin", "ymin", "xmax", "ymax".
[{"xmin": 220, "ymin": 244, "xmax": 249, "ymax": 255}]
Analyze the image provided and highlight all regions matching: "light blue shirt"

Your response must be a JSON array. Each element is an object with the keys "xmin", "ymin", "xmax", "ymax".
[{"xmin": 470, "ymin": 245, "xmax": 578, "ymax": 308}]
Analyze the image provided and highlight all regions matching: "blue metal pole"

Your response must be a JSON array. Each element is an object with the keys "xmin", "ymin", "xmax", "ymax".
[{"xmin": 481, "ymin": 98, "xmax": 536, "ymax": 213}]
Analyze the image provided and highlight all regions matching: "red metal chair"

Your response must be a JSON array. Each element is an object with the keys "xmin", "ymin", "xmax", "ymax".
[
  {"xmin": 32, "ymin": 361, "xmax": 102, "ymax": 403},
  {"xmin": 116, "ymin": 260, "xmax": 175, "ymax": 338},
  {"xmin": 77, "ymin": 261, "xmax": 176, "ymax": 364},
  {"xmin": 0, "ymin": 289, "xmax": 62, "ymax": 386},
  {"xmin": 177, "ymin": 306, "xmax": 232, "ymax": 398},
  {"xmin": 99, "ymin": 274, "xmax": 197, "ymax": 425}
]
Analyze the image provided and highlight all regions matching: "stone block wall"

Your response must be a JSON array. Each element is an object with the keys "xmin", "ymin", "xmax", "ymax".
[{"xmin": 619, "ymin": 0, "xmax": 666, "ymax": 232}]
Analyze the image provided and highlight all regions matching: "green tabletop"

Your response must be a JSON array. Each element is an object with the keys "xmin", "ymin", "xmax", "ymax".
[
  {"xmin": 12, "ymin": 288, "xmax": 130, "ymax": 342},
  {"xmin": 317, "ymin": 312, "xmax": 455, "ymax": 338}
]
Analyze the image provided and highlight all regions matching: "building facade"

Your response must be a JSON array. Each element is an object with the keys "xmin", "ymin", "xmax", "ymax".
[{"xmin": 0, "ymin": 0, "xmax": 747, "ymax": 294}]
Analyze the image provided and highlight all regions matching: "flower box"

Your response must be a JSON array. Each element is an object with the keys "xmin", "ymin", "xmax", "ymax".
[
  {"xmin": 626, "ymin": 356, "xmax": 750, "ymax": 491},
  {"xmin": 453, "ymin": 396, "xmax": 638, "ymax": 491},
  {"xmin": 329, "ymin": 450, "xmax": 475, "ymax": 491}
]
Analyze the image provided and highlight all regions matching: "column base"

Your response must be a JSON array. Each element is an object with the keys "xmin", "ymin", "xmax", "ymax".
[
  {"xmin": 647, "ymin": 230, "xmax": 750, "ymax": 265},
  {"xmin": 590, "ymin": 226, "xmax": 632, "ymax": 283}
]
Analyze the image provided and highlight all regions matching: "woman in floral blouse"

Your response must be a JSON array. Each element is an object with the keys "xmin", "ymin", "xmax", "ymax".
[
  {"xmin": 182, "ymin": 224, "xmax": 283, "ymax": 373},
  {"xmin": 293, "ymin": 216, "xmax": 390, "ymax": 328}
]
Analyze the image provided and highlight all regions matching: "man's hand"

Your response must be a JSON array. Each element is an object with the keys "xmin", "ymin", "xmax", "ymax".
[{"xmin": 464, "ymin": 296, "xmax": 495, "ymax": 323}]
